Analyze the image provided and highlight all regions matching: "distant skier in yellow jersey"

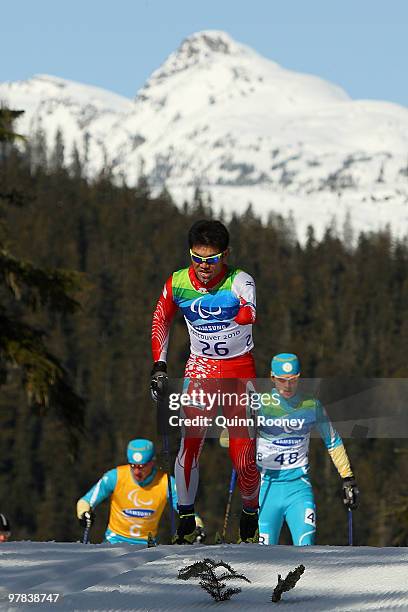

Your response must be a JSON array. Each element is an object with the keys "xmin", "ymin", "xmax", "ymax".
[{"xmin": 76, "ymin": 439, "xmax": 204, "ymax": 545}]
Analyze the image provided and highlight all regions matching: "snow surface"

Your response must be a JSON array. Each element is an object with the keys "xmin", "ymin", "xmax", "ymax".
[
  {"xmin": 2, "ymin": 30, "xmax": 408, "ymax": 241},
  {"xmin": 1, "ymin": 541, "xmax": 408, "ymax": 611}
]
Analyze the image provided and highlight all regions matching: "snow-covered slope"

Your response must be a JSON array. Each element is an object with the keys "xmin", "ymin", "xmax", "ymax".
[
  {"xmin": 1, "ymin": 542, "xmax": 408, "ymax": 611},
  {"xmin": 2, "ymin": 30, "xmax": 408, "ymax": 240}
]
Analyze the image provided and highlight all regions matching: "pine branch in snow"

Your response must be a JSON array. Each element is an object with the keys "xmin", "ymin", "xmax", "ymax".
[
  {"xmin": 272, "ymin": 564, "xmax": 305, "ymax": 603},
  {"xmin": 178, "ymin": 557, "xmax": 250, "ymax": 602}
]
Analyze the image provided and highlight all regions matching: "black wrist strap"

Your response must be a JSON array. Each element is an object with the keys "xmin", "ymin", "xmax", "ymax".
[{"xmin": 151, "ymin": 361, "xmax": 167, "ymax": 375}]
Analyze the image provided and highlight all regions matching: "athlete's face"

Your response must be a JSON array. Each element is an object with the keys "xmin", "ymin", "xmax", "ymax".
[
  {"xmin": 273, "ymin": 375, "xmax": 300, "ymax": 399},
  {"xmin": 131, "ymin": 460, "xmax": 154, "ymax": 482},
  {"xmin": 190, "ymin": 244, "xmax": 227, "ymax": 284},
  {"xmin": 0, "ymin": 532, "xmax": 10, "ymax": 542}
]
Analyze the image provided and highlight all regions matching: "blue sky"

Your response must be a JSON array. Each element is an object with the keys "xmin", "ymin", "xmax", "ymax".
[{"xmin": 2, "ymin": 0, "xmax": 407, "ymax": 106}]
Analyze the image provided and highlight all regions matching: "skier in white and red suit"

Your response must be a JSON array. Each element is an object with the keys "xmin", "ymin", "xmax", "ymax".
[{"xmin": 151, "ymin": 219, "xmax": 260, "ymax": 543}]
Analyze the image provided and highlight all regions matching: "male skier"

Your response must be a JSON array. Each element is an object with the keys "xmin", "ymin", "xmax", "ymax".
[
  {"xmin": 256, "ymin": 353, "xmax": 359, "ymax": 545},
  {"xmin": 76, "ymin": 439, "xmax": 204, "ymax": 545},
  {"xmin": 151, "ymin": 219, "xmax": 260, "ymax": 543}
]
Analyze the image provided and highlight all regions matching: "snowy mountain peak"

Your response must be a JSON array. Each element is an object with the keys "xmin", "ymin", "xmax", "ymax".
[
  {"xmin": 178, "ymin": 30, "xmax": 247, "ymax": 59},
  {"xmin": 142, "ymin": 30, "xmax": 253, "ymax": 89}
]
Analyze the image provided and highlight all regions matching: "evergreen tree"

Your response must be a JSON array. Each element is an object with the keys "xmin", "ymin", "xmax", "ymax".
[{"xmin": 0, "ymin": 109, "xmax": 85, "ymax": 432}]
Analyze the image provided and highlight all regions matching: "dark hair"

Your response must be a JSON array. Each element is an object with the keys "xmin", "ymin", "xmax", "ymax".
[{"xmin": 188, "ymin": 220, "xmax": 229, "ymax": 251}]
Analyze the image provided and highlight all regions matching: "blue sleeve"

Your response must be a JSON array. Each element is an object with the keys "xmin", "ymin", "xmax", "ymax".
[
  {"xmin": 82, "ymin": 468, "xmax": 118, "ymax": 508},
  {"xmin": 315, "ymin": 401, "xmax": 343, "ymax": 451},
  {"xmin": 166, "ymin": 475, "xmax": 178, "ymax": 512}
]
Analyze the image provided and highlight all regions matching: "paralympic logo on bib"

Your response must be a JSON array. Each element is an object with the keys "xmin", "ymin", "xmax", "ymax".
[
  {"xmin": 187, "ymin": 295, "xmax": 238, "ymax": 324},
  {"xmin": 191, "ymin": 297, "xmax": 223, "ymax": 319}
]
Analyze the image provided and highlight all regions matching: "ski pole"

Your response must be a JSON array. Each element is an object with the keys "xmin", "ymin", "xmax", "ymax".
[
  {"xmin": 215, "ymin": 468, "xmax": 237, "ymax": 543},
  {"xmin": 162, "ymin": 425, "xmax": 176, "ymax": 537},
  {"xmin": 347, "ymin": 508, "xmax": 353, "ymax": 546},
  {"xmin": 222, "ymin": 468, "xmax": 237, "ymax": 541},
  {"xmin": 82, "ymin": 513, "xmax": 93, "ymax": 544},
  {"xmin": 153, "ymin": 377, "xmax": 176, "ymax": 537},
  {"xmin": 216, "ymin": 429, "xmax": 237, "ymax": 543}
]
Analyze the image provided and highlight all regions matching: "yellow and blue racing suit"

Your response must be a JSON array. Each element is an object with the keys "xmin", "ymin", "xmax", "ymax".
[{"xmin": 80, "ymin": 465, "xmax": 177, "ymax": 544}]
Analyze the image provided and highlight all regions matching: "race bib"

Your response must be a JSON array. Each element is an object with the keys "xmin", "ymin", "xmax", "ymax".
[
  {"xmin": 187, "ymin": 320, "xmax": 253, "ymax": 359},
  {"xmin": 256, "ymin": 436, "xmax": 309, "ymax": 471}
]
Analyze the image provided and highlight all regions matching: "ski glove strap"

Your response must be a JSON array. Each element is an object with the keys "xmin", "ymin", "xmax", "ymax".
[
  {"xmin": 342, "ymin": 477, "xmax": 359, "ymax": 510},
  {"xmin": 79, "ymin": 510, "xmax": 95, "ymax": 527},
  {"xmin": 150, "ymin": 361, "xmax": 168, "ymax": 401}
]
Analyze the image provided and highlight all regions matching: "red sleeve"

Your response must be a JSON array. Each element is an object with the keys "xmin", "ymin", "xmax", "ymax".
[{"xmin": 152, "ymin": 276, "xmax": 177, "ymax": 362}]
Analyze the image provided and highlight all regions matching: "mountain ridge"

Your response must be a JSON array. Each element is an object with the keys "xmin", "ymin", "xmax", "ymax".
[{"xmin": 1, "ymin": 30, "xmax": 408, "ymax": 240}]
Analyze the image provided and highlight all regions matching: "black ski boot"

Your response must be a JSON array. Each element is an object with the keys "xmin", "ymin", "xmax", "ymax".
[
  {"xmin": 172, "ymin": 510, "xmax": 198, "ymax": 544},
  {"xmin": 238, "ymin": 508, "xmax": 259, "ymax": 543}
]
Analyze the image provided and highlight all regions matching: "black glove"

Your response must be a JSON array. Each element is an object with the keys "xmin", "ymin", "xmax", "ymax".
[
  {"xmin": 79, "ymin": 510, "xmax": 95, "ymax": 528},
  {"xmin": 150, "ymin": 361, "xmax": 168, "ymax": 401},
  {"xmin": 194, "ymin": 526, "xmax": 206, "ymax": 544},
  {"xmin": 342, "ymin": 477, "xmax": 359, "ymax": 510}
]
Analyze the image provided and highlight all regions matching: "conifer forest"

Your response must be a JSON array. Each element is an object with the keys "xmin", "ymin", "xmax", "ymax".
[{"xmin": 2, "ymin": 114, "xmax": 408, "ymax": 547}]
